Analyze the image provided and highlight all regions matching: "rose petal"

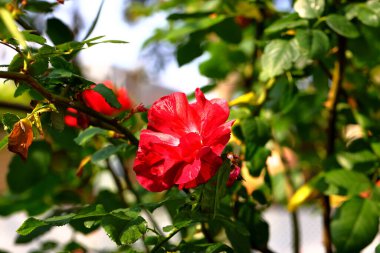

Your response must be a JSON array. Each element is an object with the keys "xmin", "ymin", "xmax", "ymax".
[{"xmin": 148, "ymin": 92, "xmax": 200, "ymax": 137}]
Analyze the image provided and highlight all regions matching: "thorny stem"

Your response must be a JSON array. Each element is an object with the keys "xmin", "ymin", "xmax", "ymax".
[
  {"xmin": 323, "ymin": 35, "xmax": 346, "ymax": 253},
  {"xmin": 0, "ymin": 71, "xmax": 139, "ymax": 146},
  {"xmin": 151, "ymin": 227, "xmax": 182, "ymax": 253}
]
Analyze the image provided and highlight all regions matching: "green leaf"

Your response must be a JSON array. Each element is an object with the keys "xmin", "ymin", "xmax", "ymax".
[
  {"xmin": 17, "ymin": 217, "xmax": 48, "ymax": 236},
  {"xmin": 219, "ymin": 217, "xmax": 251, "ymax": 253},
  {"xmin": 0, "ymin": 135, "xmax": 8, "ymax": 150},
  {"xmin": 357, "ymin": 5, "xmax": 380, "ymax": 27},
  {"xmin": 205, "ymin": 243, "xmax": 234, "ymax": 253},
  {"xmin": 324, "ymin": 170, "xmax": 372, "ymax": 196},
  {"xmin": 295, "ymin": 29, "xmax": 329, "ymax": 59},
  {"xmin": 259, "ymin": 39, "xmax": 299, "ymax": 81},
  {"xmin": 120, "ymin": 216, "xmax": 147, "ymax": 245},
  {"xmin": 74, "ymin": 127, "xmax": 108, "ymax": 146},
  {"xmin": 265, "ymin": 14, "xmax": 308, "ymax": 35},
  {"xmin": 73, "ymin": 204, "xmax": 107, "ymax": 219},
  {"xmin": 101, "ymin": 215, "xmax": 147, "ymax": 245},
  {"xmin": 48, "ymin": 68, "xmax": 73, "ymax": 79},
  {"xmin": 93, "ymin": 83, "xmax": 121, "ymax": 109},
  {"xmin": 326, "ymin": 14, "xmax": 359, "ymax": 38},
  {"xmin": 29, "ymin": 56, "xmax": 49, "ymax": 76},
  {"xmin": 294, "ymin": 0, "xmax": 325, "ymax": 19},
  {"xmin": 91, "ymin": 143, "xmax": 127, "ymax": 162},
  {"xmin": 200, "ymin": 160, "xmax": 231, "ymax": 217},
  {"xmin": 336, "ymin": 150, "xmax": 377, "ymax": 173},
  {"xmin": 46, "ymin": 18, "xmax": 74, "ymax": 45},
  {"xmin": 176, "ymin": 39, "xmax": 203, "ymax": 66},
  {"xmin": 331, "ymin": 197, "xmax": 379, "ymax": 253},
  {"xmin": 51, "ymin": 111, "xmax": 65, "ymax": 132},
  {"xmin": 199, "ymin": 42, "xmax": 246, "ymax": 79},
  {"xmin": 44, "ymin": 213, "xmax": 76, "ymax": 226},
  {"xmin": 21, "ymin": 31, "xmax": 46, "ymax": 44},
  {"xmin": 1, "ymin": 112, "xmax": 19, "ymax": 133}
]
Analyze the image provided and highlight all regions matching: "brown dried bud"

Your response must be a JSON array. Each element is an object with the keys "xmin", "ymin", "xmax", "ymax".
[{"xmin": 8, "ymin": 118, "xmax": 34, "ymax": 160}]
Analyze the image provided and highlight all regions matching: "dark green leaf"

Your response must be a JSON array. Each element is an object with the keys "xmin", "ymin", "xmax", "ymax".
[
  {"xmin": 1, "ymin": 112, "xmax": 19, "ymax": 133},
  {"xmin": 48, "ymin": 68, "xmax": 73, "ymax": 79},
  {"xmin": 167, "ymin": 12, "xmax": 212, "ymax": 20},
  {"xmin": 211, "ymin": 18, "xmax": 242, "ymax": 44},
  {"xmin": 74, "ymin": 127, "xmax": 108, "ymax": 146},
  {"xmin": 259, "ymin": 39, "xmax": 299, "ymax": 81},
  {"xmin": 93, "ymin": 83, "xmax": 121, "ymax": 109},
  {"xmin": 7, "ymin": 141, "xmax": 51, "ymax": 193},
  {"xmin": 24, "ymin": 0, "xmax": 56, "ymax": 12},
  {"xmin": 331, "ymin": 197, "xmax": 379, "ymax": 253},
  {"xmin": 29, "ymin": 56, "xmax": 49, "ymax": 76},
  {"xmin": 294, "ymin": 0, "xmax": 325, "ymax": 19},
  {"xmin": 326, "ymin": 14, "xmax": 359, "ymax": 38},
  {"xmin": 46, "ymin": 18, "xmax": 74, "ymax": 45},
  {"xmin": 176, "ymin": 39, "xmax": 203, "ymax": 66}
]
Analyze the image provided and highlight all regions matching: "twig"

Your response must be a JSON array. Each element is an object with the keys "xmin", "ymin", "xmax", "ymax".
[
  {"xmin": 281, "ymin": 147, "xmax": 300, "ymax": 253},
  {"xmin": 0, "ymin": 101, "xmax": 32, "ymax": 112},
  {"xmin": 0, "ymin": 71, "xmax": 139, "ymax": 146},
  {"xmin": 201, "ymin": 222, "xmax": 214, "ymax": 243},
  {"xmin": 323, "ymin": 35, "xmax": 346, "ymax": 253},
  {"xmin": 106, "ymin": 159, "xmax": 129, "ymax": 207}
]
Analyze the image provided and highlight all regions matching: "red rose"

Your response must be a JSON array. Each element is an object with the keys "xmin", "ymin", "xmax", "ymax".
[
  {"xmin": 133, "ymin": 88, "xmax": 234, "ymax": 192},
  {"xmin": 64, "ymin": 81, "xmax": 132, "ymax": 128}
]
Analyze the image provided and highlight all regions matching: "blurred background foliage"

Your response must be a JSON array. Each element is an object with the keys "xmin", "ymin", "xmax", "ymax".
[{"xmin": 0, "ymin": 0, "xmax": 379, "ymax": 252}]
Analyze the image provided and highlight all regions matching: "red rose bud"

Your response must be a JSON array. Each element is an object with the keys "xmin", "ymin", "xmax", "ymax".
[
  {"xmin": 64, "ymin": 81, "xmax": 132, "ymax": 128},
  {"xmin": 81, "ymin": 80, "xmax": 132, "ymax": 116},
  {"xmin": 133, "ymin": 88, "xmax": 235, "ymax": 192},
  {"xmin": 227, "ymin": 165, "xmax": 241, "ymax": 187}
]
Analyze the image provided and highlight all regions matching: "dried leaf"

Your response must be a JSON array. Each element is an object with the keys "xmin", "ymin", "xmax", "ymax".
[{"xmin": 8, "ymin": 118, "xmax": 34, "ymax": 160}]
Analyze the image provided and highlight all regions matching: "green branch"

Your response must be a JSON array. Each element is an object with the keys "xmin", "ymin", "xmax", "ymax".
[{"xmin": 0, "ymin": 71, "xmax": 139, "ymax": 146}]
